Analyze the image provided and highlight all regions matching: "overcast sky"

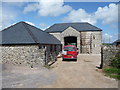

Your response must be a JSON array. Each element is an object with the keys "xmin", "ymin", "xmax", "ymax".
[{"xmin": 0, "ymin": 0, "xmax": 119, "ymax": 43}]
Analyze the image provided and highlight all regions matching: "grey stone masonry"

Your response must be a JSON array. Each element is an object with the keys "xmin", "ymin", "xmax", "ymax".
[
  {"xmin": 102, "ymin": 45, "xmax": 120, "ymax": 68},
  {"xmin": 61, "ymin": 27, "xmax": 80, "ymax": 50},
  {"xmin": 1, "ymin": 45, "xmax": 45, "ymax": 67},
  {"xmin": 50, "ymin": 28, "xmax": 102, "ymax": 54}
]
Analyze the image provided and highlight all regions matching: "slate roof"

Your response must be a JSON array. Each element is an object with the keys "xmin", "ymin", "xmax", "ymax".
[
  {"xmin": 45, "ymin": 22, "xmax": 102, "ymax": 33},
  {"xmin": 113, "ymin": 39, "xmax": 120, "ymax": 45},
  {"xmin": 0, "ymin": 22, "xmax": 61, "ymax": 45}
]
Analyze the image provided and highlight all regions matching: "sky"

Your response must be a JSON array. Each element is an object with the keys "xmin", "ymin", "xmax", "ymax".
[{"xmin": 0, "ymin": 0, "xmax": 119, "ymax": 43}]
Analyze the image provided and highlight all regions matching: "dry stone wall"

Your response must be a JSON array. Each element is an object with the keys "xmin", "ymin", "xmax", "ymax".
[
  {"xmin": 1, "ymin": 45, "xmax": 45, "ymax": 67},
  {"xmin": 102, "ymin": 45, "xmax": 120, "ymax": 68},
  {"xmin": 44, "ymin": 45, "xmax": 61, "ymax": 64}
]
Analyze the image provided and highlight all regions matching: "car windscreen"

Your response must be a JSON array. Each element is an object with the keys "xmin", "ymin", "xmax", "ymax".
[{"xmin": 64, "ymin": 47, "xmax": 75, "ymax": 51}]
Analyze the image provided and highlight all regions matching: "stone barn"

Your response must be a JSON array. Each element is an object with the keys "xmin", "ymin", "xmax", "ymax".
[
  {"xmin": 0, "ymin": 22, "xmax": 61, "ymax": 67},
  {"xmin": 45, "ymin": 23, "xmax": 102, "ymax": 54}
]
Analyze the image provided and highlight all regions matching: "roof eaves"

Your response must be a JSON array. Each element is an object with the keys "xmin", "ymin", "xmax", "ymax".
[
  {"xmin": 0, "ymin": 43, "xmax": 39, "ymax": 45},
  {"xmin": 87, "ymin": 23, "xmax": 102, "ymax": 31},
  {"xmin": 79, "ymin": 30, "xmax": 102, "ymax": 31},
  {"xmin": 47, "ymin": 31, "xmax": 62, "ymax": 33}
]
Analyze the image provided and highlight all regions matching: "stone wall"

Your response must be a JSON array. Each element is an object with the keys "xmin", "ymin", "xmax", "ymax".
[
  {"xmin": 49, "ymin": 32, "xmax": 62, "ymax": 41},
  {"xmin": 44, "ymin": 44, "xmax": 62, "ymax": 64},
  {"xmin": 50, "ymin": 28, "xmax": 102, "ymax": 54},
  {"xmin": 90, "ymin": 31, "xmax": 102, "ymax": 54},
  {"xmin": 61, "ymin": 27, "xmax": 80, "ymax": 51},
  {"xmin": 1, "ymin": 45, "xmax": 45, "ymax": 67},
  {"xmin": 102, "ymin": 45, "xmax": 120, "ymax": 68},
  {"xmin": 50, "ymin": 27, "xmax": 80, "ymax": 52},
  {"xmin": 1, "ymin": 44, "xmax": 61, "ymax": 67},
  {"xmin": 80, "ymin": 31, "xmax": 102, "ymax": 54}
]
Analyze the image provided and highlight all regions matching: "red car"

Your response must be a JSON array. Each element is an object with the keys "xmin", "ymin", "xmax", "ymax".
[{"xmin": 62, "ymin": 45, "xmax": 78, "ymax": 60}]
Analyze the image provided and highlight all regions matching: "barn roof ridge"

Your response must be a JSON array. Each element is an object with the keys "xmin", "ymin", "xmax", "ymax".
[
  {"xmin": 45, "ymin": 22, "xmax": 102, "ymax": 33},
  {"xmin": 54, "ymin": 22, "xmax": 89, "ymax": 24}
]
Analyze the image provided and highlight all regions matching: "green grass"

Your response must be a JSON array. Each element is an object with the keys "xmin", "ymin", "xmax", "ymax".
[
  {"xmin": 103, "ymin": 51, "xmax": 120, "ymax": 80},
  {"xmin": 103, "ymin": 67, "xmax": 120, "ymax": 80}
]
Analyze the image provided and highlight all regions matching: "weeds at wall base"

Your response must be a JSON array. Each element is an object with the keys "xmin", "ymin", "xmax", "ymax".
[{"xmin": 103, "ymin": 67, "xmax": 120, "ymax": 80}]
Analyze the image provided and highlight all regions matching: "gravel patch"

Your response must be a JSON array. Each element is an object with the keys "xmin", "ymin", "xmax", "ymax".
[{"xmin": 2, "ymin": 64, "xmax": 56, "ymax": 88}]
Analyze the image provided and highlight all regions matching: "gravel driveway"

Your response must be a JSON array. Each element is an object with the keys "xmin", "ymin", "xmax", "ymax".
[
  {"xmin": 2, "ymin": 64, "xmax": 56, "ymax": 88},
  {"xmin": 2, "ymin": 54, "xmax": 118, "ymax": 88},
  {"xmin": 41, "ymin": 54, "xmax": 118, "ymax": 88}
]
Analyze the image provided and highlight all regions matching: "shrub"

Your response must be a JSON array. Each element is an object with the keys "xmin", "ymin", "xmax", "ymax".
[
  {"xmin": 103, "ymin": 51, "xmax": 120, "ymax": 80},
  {"xmin": 110, "ymin": 51, "xmax": 120, "ymax": 69}
]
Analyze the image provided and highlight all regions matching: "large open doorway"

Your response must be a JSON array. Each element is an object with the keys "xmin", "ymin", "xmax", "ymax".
[{"xmin": 64, "ymin": 36, "xmax": 77, "ymax": 46}]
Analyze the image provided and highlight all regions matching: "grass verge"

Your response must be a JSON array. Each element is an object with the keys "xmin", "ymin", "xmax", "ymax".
[{"xmin": 103, "ymin": 67, "xmax": 120, "ymax": 80}]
